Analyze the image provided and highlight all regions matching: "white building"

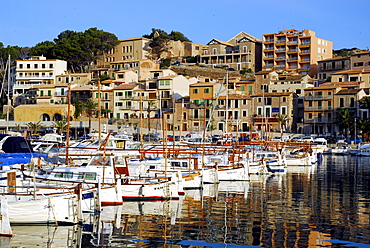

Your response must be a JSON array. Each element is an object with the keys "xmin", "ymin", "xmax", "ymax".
[{"xmin": 13, "ymin": 55, "xmax": 67, "ymax": 106}]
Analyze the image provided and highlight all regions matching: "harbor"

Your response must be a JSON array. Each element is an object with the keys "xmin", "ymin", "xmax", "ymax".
[{"xmin": 0, "ymin": 149, "xmax": 369, "ymax": 247}]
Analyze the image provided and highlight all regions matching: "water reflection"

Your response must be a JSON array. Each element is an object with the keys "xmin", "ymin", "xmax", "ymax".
[{"xmin": 6, "ymin": 155, "xmax": 370, "ymax": 247}]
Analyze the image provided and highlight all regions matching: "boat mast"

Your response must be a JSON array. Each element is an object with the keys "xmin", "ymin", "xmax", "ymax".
[
  {"xmin": 66, "ymin": 74, "xmax": 71, "ymax": 165},
  {"xmin": 98, "ymin": 79, "xmax": 101, "ymax": 145},
  {"xmin": 6, "ymin": 55, "xmax": 10, "ymax": 134}
]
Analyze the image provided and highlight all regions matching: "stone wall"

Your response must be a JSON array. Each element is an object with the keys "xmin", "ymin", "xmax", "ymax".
[{"xmin": 170, "ymin": 66, "xmax": 240, "ymax": 80}]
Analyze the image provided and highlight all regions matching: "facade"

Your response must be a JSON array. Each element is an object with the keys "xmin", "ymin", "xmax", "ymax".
[
  {"xmin": 303, "ymin": 86, "xmax": 340, "ymax": 135},
  {"xmin": 101, "ymin": 37, "xmax": 152, "ymax": 65},
  {"xmin": 56, "ymin": 73, "xmax": 92, "ymax": 86},
  {"xmin": 351, "ymin": 51, "xmax": 370, "ymax": 69},
  {"xmin": 262, "ymin": 29, "xmax": 332, "ymax": 77},
  {"xmin": 110, "ymin": 59, "xmax": 159, "ymax": 81},
  {"xmin": 200, "ymin": 32, "xmax": 262, "ymax": 72},
  {"xmin": 250, "ymin": 92, "xmax": 297, "ymax": 135},
  {"xmin": 14, "ymin": 104, "xmax": 73, "ymax": 122},
  {"xmin": 317, "ymin": 57, "xmax": 351, "ymax": 84},
  {"xmin": 331, "ymin": 68, "xmax": 370, "ymax": 88},
  {"xmin": 13, "ymin": 55, "xmax": 67, "ymax": 106}
]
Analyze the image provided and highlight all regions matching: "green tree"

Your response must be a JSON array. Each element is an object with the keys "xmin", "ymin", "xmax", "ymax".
[
  {"xmin": 73, "ymin": 94, "xmax": 83, "ymax": 120},
  {"xmin": 26, "ymin": 121, "xmax": 44, "ymax": 134},
  {"xmin": 358, "ymin": 119, "xmax": 370, "ymax": 142},
  {"xmin": 277, "ymin": 114, "xmax": 290, "ymax": 137},
  {"xmin": 29, "ymin": 41, "xmax": 55, "ymax": 58},
  {"xmin": 335, "ymin": 109, "xmax": 353, "ymax": 138},
  {"xmin": 49, "ymin": 28, "xmax": 119, "ymax": 72},
  {"xmin": 84, "ymin": 99, "xmax": 98, "ymax": 132},
  {"xmin": 52, "ymin": 119, "xmax": 68, "ymax": 134}
]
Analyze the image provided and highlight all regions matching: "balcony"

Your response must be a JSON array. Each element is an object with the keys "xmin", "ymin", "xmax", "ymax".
[
  {"xmin": 55, "ymin": 92, "xmax": 68, "ymax": 97},
  {"xmin": 304, "ymin": 118, "xmax": 333, "ymax": 123},
  {"xmin": 288, "ymin": 57, "xmax": 298, "ymax": 61},
  {"xmin": 264, "ymin": 47, "xmax": 274, "ymax": 51},
  {"xmin": 264, "ymin": 38, "xmax": 274, "ymax": 43},
  {"xmin": 305, "ymin": 95, "xmax": 333, "ymax": 100},
  {"xmin": 287, "ymin": 41, "xmax": 298, "ymax": 45},
  {"xmin": 300, "ymin": 50, "xmax": 310, "ymax": 54},
  {"xmin": 275, "ymin": 65, "xmax": 286, "ymax": 69},
  {"xmin": 275, "ymin": 48, "xmax": 286, "ymax": 52},
  {"xmin": 287, "ymin": 49, "xmax": 298, "ymax": 53},
  {"xmin": 275, "ymin": 56, "xmax": 286, "ymax": 60},
  {"xmin": 264, "ymin": 56, "xmax": 274, "ymax": 59},
  {"xmin": 305, "ymin": 106, "xmax": 333, "ymax": 111},
  {"xmin": 276, "ymin": 39, "xmax": 286, "ymax": 44}
]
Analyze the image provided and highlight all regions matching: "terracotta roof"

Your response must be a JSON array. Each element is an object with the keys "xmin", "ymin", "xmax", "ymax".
[
  {"xmin": 318, "ymin": 56, "xmax": 349, "ymax": 62},
  {"xmin": 70, "ymin": 86, "xmax": 93, "ymax": 91},
  {"xmin": 119, "ymin": 37, "xmax": 150, "ymax": 42},
  {"xmin": 113, "ymin": 84, "xmax": 138, "ymax": 90},
  {"xmin": 332, "ymin": 68, "xmax": 370, "ymax": 75},
  {"xmin": 321, "ymin": 81, "xmax": 361, "ymax": 87},
  {"xmin": 190, "ymin": 82, "xmax": 218, "ymax": 86},
  {"xmin": 336, "ymin": 89, "xmax": 362, "ymax": 95},
  {"xmin": 30, "ymin": 84, "xmax": 56, "ymax": 89}
]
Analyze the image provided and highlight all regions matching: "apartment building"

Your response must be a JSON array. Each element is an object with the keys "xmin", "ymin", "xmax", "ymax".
[
  {"xmin": 262, "ymin": 29, "xmax": 332, "ymax": 77},
  {"xmin": 14, "ymin": 55, "xmax": 67, "ymax": 106},
  {"xmin": 200, "ymin": 32, "xmax": 262, "ymax": 72}
]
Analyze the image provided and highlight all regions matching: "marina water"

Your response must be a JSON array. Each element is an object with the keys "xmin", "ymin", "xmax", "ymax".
[{"xmin": 2, "ymin": 154, "xmax": 370, "ymax": 247}]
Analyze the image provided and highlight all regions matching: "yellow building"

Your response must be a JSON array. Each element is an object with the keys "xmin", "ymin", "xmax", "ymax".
[{"xmin": 14, "ymin": 104, "xmax": 74, "ymax": 122}]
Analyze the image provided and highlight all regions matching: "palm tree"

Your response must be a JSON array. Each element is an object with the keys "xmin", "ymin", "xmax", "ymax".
[
  {"xmin": 26, "ymin": 121, "xmax": 44, "ymax": 135},
  {"xmin": 146, "ymin": 100, "xmax": 157, "ymax": 132},
  {"xmin": 276, "ymin": 114, "xmax": 290, "ymax": 137},
  {"xmin": 84, "ymin": 99, "xmax": 98, "ymax": 132},
  {"xmin": 358, "ymin": 119, "xmax": 370, "ymax": 142},
  {"xmin": 52, "ymin": 119, "xmax": 68, "ymax": 134},
  {"xmin": 335, "ymin": 109, "xmax": 353, "ymax": 138}
]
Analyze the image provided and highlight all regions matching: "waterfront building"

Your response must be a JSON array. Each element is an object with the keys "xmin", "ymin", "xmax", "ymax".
[
  {"xmin": 262, "ymin": 29, "xmax": 332, "ymax": 77},
  {"xmin": 250, "ymin": 92, "xmax": 297, "ymax": 135},
  {"xmin": 303, "ymin": 86, "xmax": 339, "ymax": 135}
]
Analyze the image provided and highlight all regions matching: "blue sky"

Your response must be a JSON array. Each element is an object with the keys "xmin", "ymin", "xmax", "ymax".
[{"xmin": 1, "ymin": 0, "xmax": 369, "ymax": 50}]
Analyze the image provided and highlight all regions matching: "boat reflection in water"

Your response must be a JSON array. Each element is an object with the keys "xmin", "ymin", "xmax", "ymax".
[{"xmin": 5, "ymin": 155, "xmax": 370, "ymax": 247}]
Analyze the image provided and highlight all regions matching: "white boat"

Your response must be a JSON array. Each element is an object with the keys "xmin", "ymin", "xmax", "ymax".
[{"xmin": 331, "ymin": 140, "xmax": 350, "ymax": 155}]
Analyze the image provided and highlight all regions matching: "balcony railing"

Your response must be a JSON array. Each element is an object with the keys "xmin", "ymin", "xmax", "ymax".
[
  {"xmin": 305, "ymin": 106, "xmax": 333, "ymax": 111},
  {"xmin": 305, "ymin": 118, "xmax": 333, "ymax": 123},
  {"xmin": 305, "ymin": 95, "xmax": 333, "ymax": 100}
]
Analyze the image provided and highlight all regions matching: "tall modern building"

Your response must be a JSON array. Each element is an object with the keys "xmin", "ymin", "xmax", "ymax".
[{"xmin": 262, "ymin": 29, "xmax": 332, "ymax": 77}]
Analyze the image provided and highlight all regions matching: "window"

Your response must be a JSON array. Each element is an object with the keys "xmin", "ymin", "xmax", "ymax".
[
  {"xmin": 339, "ymin": 98, "xmax": 344, "ymax": 107},
  {"xmin": 27, "ymin": 64, "xmax": 30, "ymax": 69},
  {"xmin": 218, "ymin": 110, "xmax": 225, "ymax": 117},
  {"xmin": 281, "ymin": 106, "xmax": 286, "ymax": 115},
  {"xmin": 242, "ymin": 110, "xmax": 248, "ymax": 117},
  {"xmin": 19, "ymin": 64, "xmax": 23, "ymax": 69},
  {"xmin": 296, "ymin": 89, "xmax": 301, "ymax": 94},
  {"xmin": 265, "ymin": 107, "xmax": 271, "ymax": 117},
  {"xmin": 240, "ymin": 86, "xmax": 245, "ymax": 91},
  {"xmin": 42, "ymin": 64, "xmax": 45, "ymax": 68},
  {"xmin": 49, "ymin": 64, "xmax": 53, "ymax": 68},
  {"xmin": 34, "ymin": 64, "xmax": 38, "ymax": 69},
  {"xmin": 193, "ymin": 89, "xmax": 198, "ymax": 94},
  {"xmin": 257, "ymin": 107, "xmax": 262, "ymax": 115},
  {"xmin": 204, "ymin": 88, "xmax": 210, "ymax": 93},
  {"xmin": 354, "ymin": 62, "xmax": 364, "ymax": 67},
  {"xmin": 350, "ymin": 98, "xmax": 355, "ymax": 107},
  {"xmin": 282, "ymin": 97, "xmax": 286, "ymax": 102},
  {"xmin": 78, "ymin": 172, "xmax": 96, "ymax": 180},
  {"xmin": 48, "ymin": 90, "xmax": 51, "ymax": 96}
]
